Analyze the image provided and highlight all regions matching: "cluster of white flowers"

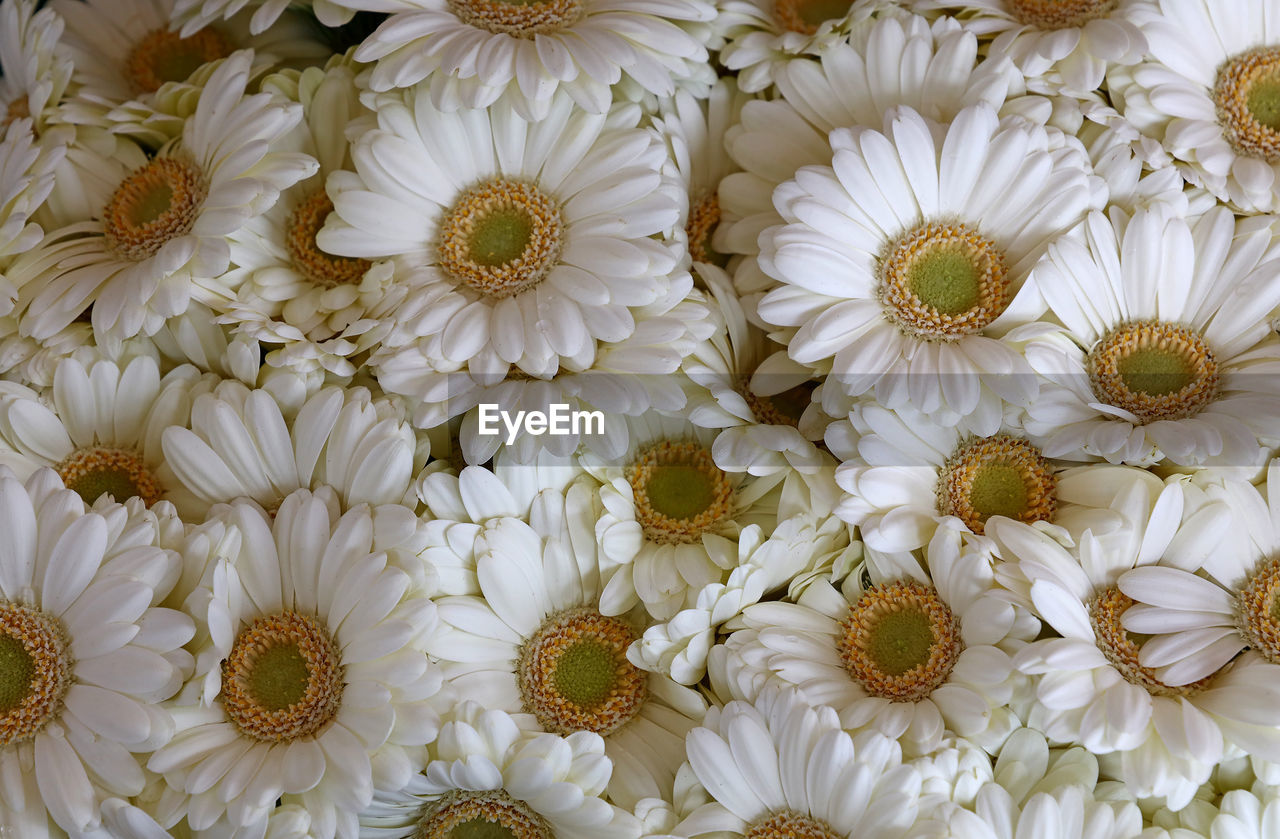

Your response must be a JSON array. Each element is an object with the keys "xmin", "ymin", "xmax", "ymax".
[{"xmin": 5, "ymin": 0, "xmax": 1280, "ymax": 836}]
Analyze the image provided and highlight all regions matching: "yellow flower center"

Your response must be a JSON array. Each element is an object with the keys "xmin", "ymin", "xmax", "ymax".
[
  {"xmin": 1089, "ymin": 587, "xmax": 1211, "ymax": 696},
  {"xmin": 55, "ymin": 446, "xmax": 164, "ymax": 507},
  {"xmin": 687, "ymin": 190, "xmax": 723, "ymax": 266},
  {"xmin": 1238, "ymin": 557, "xmax": 1280, "ymax": 665},
  {"xmin": 627, "ymin": 441, "xmax": 734, "ymax": 545},
  {"xmin": 124, "ymin": 27, "xmax": 232, "ymax": 94},
  {"xmin": 837, "ymin": 580, "xmax": 962, "ymax": 702},
  {"xmin": 446, "ymin": 0, "xmax": 585, "ymax": 38},
  {"xmin": 879, "ymin": 221, "xmax": 1010, "ymax": 340},
  {"xmin": 0, "ymin": 601, "xmax": 72, "ymax": 747},
  {"xmin": 288, "ymin": 189, "xmax": 372, "ymax": 288},
  {"xmin": 1006, "ymin": 0, "xmax": 1117, "ymax": 29},
  {"xmin": 221, "ymin": 612, "xmax": 344, "ymax": 742},
  {"xmin": 414, "ymin": 790, "xmax": 552, "ymax": 839},
  {"xmin": 773, "ymin": 0, "xmax": 855, "ymax": 34},
  {"xmin": 102, "ymin": 157, "xmax": 209, "ymax": 262},
  {"xmin": 1216, "ymin": 46, "xmax": 1280, "ymax": 162},
  {"xmin": 746, "ymin": 811, "xmax": 844, "ymax": 839},
  {"xmin": 438, "ymin": 179, "xmax": 564, "ymax": 299},
  {"xmin": 1087, "ymin": 321, "xmax": 1220, "ymax": 424},
  {"xmin": 2, "ymin": 96, "xmax": 30, "ymax": 131},
  {"xmin": 517, "ymin": 608, "xmax": 647, "ymax": 737},
  {"xmin": 937, "ymin": 436, "xmax": 1056, "ymax": 534}
]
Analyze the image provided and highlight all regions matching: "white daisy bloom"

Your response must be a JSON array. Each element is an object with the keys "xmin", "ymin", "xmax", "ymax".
[
  {"xmin": 756, "ymin": 103, "xmax": 1093, "ymax": 431},
  {"xmin": 1108, "ymin": 0, "xmax": 1280, "ymax": 212},
  {"xmin": 0, "ymin": 0, "xmax": 74, "ymax": 132},
  {"xmin": 424, "ymin": 485, "xmax": 708, "ymax": 810},
  {"xmin": 359, "ymin": 702, "xmax": 641, "ymax": 838},
  {"xmin": 319, "ymin": 91, "xmax": 689, "ymax": 379},
  {"xmin": 913, "ymin": 0, "xmax": 1147, "ymax": 96},
  {"xmin": 1016, "ymin": 206, "xmax": 1280, "ymax": 466},
  {"xmin": 910, "ymin": 734, "xmax": 995, "ymax": 813},
  {"xmin": 675, "ymin": 684, "xmax": 925, "ymax": 839},
  {"xmin": 348, "ymin": 0, "xmax": 716, "ymax": 119},
  {"xmin": 0, "ymin": 466, "xmax": 193, "ymax": 835},
  {"xmin": 20, "ymin": 50, "xmax": 318, "ymax": 341},
  {"xmin": 0, "ymin": 116, "xmax": 66, "ymax": 284},
  {"xmin": 170, "ymin": 0, "xmax": 358, "ymax": 36},
  {"xmin": 913, "ymin": 784, "xmax": 1145, "ymax": 839},
  {"xmin": 149, "ymin": 490, "xmax": 446, "ymax": 838},
  {"xmin": 1075, "ymin": 113, "xmax": 1212, "ymax": 217},
  {"xmin": 1158, "ymin": 786, "xmax": 1280, "ymax": 839},
  {"xmin": 159, "ymin": 381, "xmax": 422, "ymax": 520},
  {"xmin": 710, "ymin": 523, "xmax": 1036, "ymax": 756}
]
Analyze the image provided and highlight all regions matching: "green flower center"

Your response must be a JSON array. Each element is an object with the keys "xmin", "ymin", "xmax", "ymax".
[
  {"xmin": 125, "ymin": 28, "xmax": 232, "ymax": 94},
  {"xmin": 937, "ymin": 436, "xmax": 1057, "ymax": 534},
  {"xmin": 415, "ymin": 791, "xmax": 551, "ymax": 839},
  {"xmin": 470, "ymin": 208, "xmax": 533, "ymax": 267},
  {"xmin": 247, "ymin": 644, "xmax": 311, "ymax": 711},
  {"xmin": 1116, "ymin": 346, "xmax": 1195, "ymax": 396},
  {"xmin": 627, "ymin": 441, "xmax": 734, "ymax": 545},
  {"xmin": 0, "ymin": 602, "xmax": 72, "ymax": 747},
  {"xmin": 1217, "ymin": 46, "xmax": 1280, "ymax": 161},
  {"xmin": 1087, "ymin": 321, "xmax": 1220, "ymax": 424},
  {"xmin": 553, "ymin": 639, "xmax": 616, "ymax": 709},
  {"xmin": 774, "ymin": 0, "xmax": 854, "ymax": 34},
  {"xmin": 56, "ymin": 446, "xmax": 164, "ymax": 507},
  {"xmin": 0, "ymin": 635, "xmax": 33, "ymax": 714},
  {"xmin": 866, "ymin": 608, "xmax": 935, "ymax": 676}
]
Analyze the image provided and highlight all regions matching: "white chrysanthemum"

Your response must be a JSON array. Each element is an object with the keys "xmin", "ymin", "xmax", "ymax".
[
  {"xmin": 674, "ymin": 685, "xmax": 924, "ymax": 838},
  {"xmin": 359, "ymin": 703, "xmax": 640, "ymax": 838},
  {"xmin": 19, "ymin": 51, "xmax": 318, "ymax": 341},
  {"xmin": 1075, "ymin": 112, "xmax": 1211, "ymax": 216},
  {"xmin": 0, "ymin": 116, "xmax": 65, "ymax": 287},
  {"xmin": 0, "ymin": 0, "xmax": 73, "ymax": 132},
  {"xmin": 711, "ymin": 524, "xmax": 1035, "ymax": 756},
  {"xmin": 1108, "ymin": 0, "xmax": 1280, "ymax": 212},
  {"xmin": 755, "ymin": 103, "xmax": 1092, "ymax": 432},
  {"xmin": 423, "ymin": 485, "xmax": 708, "ymax": 810},
  {"xmin": 349, "ymin": 0, "xmax": 716, "ymax": 119},
  {"xmin": 148, "ymin": 489, "xmax": 446, "ymax": 838},
  {"xmin": 1153, "ymin": 786, "xmax": 1280, "ymax": 839},
  {"xmin": 319, "ymin": 91, "xmax": 689, "ymax": 378},
  {"xmin": 1016, "ymin": 206, "xmax": 1280, "ymax": 466},
  {"xmin": 159, "ymin": 381, "xmax": 422, "ymax": 520},
  {"xmin": 0, "ymin": 467, "xmax": 192, "ymax": 835},
  {"xmin": 913, "ymin": 0, "xmax": 1147, "ymax": 95},
  {"xmin": 990, "ymin": 477, "xmax": 1280, "ymax": 808},
  {"xmin": 913, "ymin": 785, "xmax": 1144, "ymax": 839}
]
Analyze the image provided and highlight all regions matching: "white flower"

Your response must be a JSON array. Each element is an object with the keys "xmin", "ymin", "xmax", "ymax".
[
  {"xmin": 0, "ymin": 0, "xmax": 73, "ymax": 132},
  {"xmin": 170, "ymin": 0, "xmax": 357, "ymax": 37},
  {"xmin": 0, "ymin": 114, "xmax": 65, "ymax": 284},
  {"xmin": 1017, "ymin": 206, "xmax": 1280, "ymax": 466},
  {"xmin": 0, "ymin": 467, "xmax": 192, "ymax": 835},
  {"xmin": 914, "ymin": 785, "xmax": 1145, "ymax": 839}
]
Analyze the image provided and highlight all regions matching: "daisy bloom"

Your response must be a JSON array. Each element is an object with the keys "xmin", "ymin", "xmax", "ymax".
[
  {"xmin": 0, "ymin": 115, "xmax": 65, "ymax": 290},
  {"xmin": 349, "ymin": 0, "xmax": 716, "ymax": 119},
  {"xmin": 148, "ymin": 489, "xmax": 446, "ymax": 838},
  {"xmin": 1017, "ymin": 206, "xmax": 1280, "ymax": 466},
  {"xmin": 170, "ymin": 0, "xmax": 358, "ymax": 36},
  {"xmin": 911, "ymin": 785, "xmax": 1145, "ymax": 839},
  {"xmin": 320, "ymin": 90, "xmax": 689, "ymax": 379},
  {"xmin": 675, "ymin": 684, "xmax": 925, "ymax": 839},
  {"xmin": 1109, "ymin": 0, "xmax": 1280, "ymax": 212},
  {"xmin": 0, "ymin": 466, "xmax": 193, "ymax": 835},
  {"xmin": 710, "ymin": 523, "xmax": 1036, "ymax": 756},
  {"xmin": 359, "ymin": 703, "xmax": 640, "ymax": 838},
  {"xmin": 0, "ymin": 0, "xmax": 74, "ymax": 133}
]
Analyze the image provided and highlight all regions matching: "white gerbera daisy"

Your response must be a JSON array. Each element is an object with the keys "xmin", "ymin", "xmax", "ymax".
[
  {"xmin": 424, "ymin": 486, "xmax": 708, "ymax": 810},
  {"xmin": 0, "ymin": 0, "xmax": 73, "ymax": 132},
  {"xmin": 359, "ymin": 702, "xmax": 640, "ymax": 838},
  {"xmin": 1017, "ymin": 206, "xmax": 1280, "ymax": 466},
  {"xmin": 916, "ymin": 785, "xmax": 1145, "ymax": 839},
  {"xmin": 755, "ymin": 103, "xmax": 1092, "ymax": 431},
  {"xmin": 149, "ymin": 489, "xmax": 446, "ymax": 838},
  {"xmin": 0, "ymin": 116, "xmax": 65, "ymax": 280},
  {"xmin": 675, "ymin": 685, "xmax": 925, "ymax": 839},
  {"xmin": 1108, "ymin": 0, "xmax": 1280, "ymax": 212},
  {"xmin": 0, "ymin": 466, "xmax": 192, "ymax": 835},
  {"xmin": 711, "ymin": 523, "xmax": 1035, "ymax": 756},
  {"xmin": 349, "ymin": 0, "xmax": 716, "ymax": 119},
  {"xmin": 19, "ymin": 50, "xmax": 318, "ymax": 341},
  {"xmin": 319, "ymin": 91, "xmax": 688, "ymax": 379},
  {"xmin": 170, "ymin": 0, "xmax": 358, "ymax": 36}
]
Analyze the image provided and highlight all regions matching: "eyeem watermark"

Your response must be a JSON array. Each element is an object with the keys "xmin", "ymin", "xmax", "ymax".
[{"xmin": 477, "ymin": 403, "xmax": 604, "ymax": 444}]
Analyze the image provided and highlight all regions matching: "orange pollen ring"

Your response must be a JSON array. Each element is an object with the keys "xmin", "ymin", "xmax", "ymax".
[
  {"xmin": 414, "ymin": 790, "xmax": 552, "ymax": 839},
  {"xmin": 287, "ymin": 189, "xmax": 372, "ymax": 288},
  {"xmin": 1215, "ymin": 46, "xmax": 1280, "ymax": 163},
  {"xmin": 1086, "ymin": 321, "xmax": 1220, "ymax": 425},
  {"xmin": 1089, "ymin": 587, "xmax": 1211, "ymax": 696},
  {"xmin": 102, "ymin": 156, "xmax": 209, "ymax": 263},
  {"xmin": 626, "ymin": 440, "xmax": 734, "ymax": 545},
  {"xmin": 55, "ymin": 445, "xmax": 164, "ymax": 507},
  {"xmin": 1238, "ymin": 557, "xmax": 1280, "ymax": 665},
  {"xmin": 772, "ymin": 0, "xmax": 852, "ymax": 35},
  {"xmin": 746, "ymin": 811, "xmax": 844, "ymax": 839},
  {"xmin": 0, "ymin": 601, "xmax": 72, "ymax": 748},
  {"xmin": 221, "ymin": 612, "xmax": 344, "ymax": 742},
  {"xmin": 687, "ymin": 190, "xmax": 721, "ymax": 265},
  {"xmin": 936, "ymin": 436, "xmax": 1057, "ymax": 534},
  {"xmin": 447, "ymin": 0, "xmax": 584, "ymax": 38},
  {"xmin": 1006, "ymin": 0, "xmax": 1117, "ymax": 29},
  {"xmin": 517, "ymin": 607, "xmax": 647, "ymax": 737},
  {"xmin": 124, "ymin": 27, "xmax": 233, "ymax": 94},
  {"xmin": 836, "ymin": 580, "xmax": 962, "ymax": 703}
]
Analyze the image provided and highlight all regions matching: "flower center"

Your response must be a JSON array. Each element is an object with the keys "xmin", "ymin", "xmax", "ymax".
[
  {"xmin": 0, "ymin": 602, "xmax": 72, "ymax": 747},
  {"xmin": 446, "ymin": 0, "xmax": 584, "ymax": 38},
  {"xmin": 517, "ymin": 608, "xmax": 646, "ymax": 737},
  {"xmin": 124, "ymin": 27, "xmax": 232, "ymax": 93},
  {"xmin": 741, "ymin": 378, "xmax": 816, "ymax": 427},
  {"xmin": 836, "ymin": 580, "xmax": 962, "ymax": 702},
  {"xmin": 937, "ymin": 436, "xmax": 1056, "ymax": 534},
  {"xmin": 221, "ymin": 612, "xmax": 344, "ymax": 742},
  {"xmin": 879, "ymin": 221, "xmax": 1010, "ymax": 340},
  {"xmin": 102, "ymin": 157, "xmax": 209, "ymax": 262},
  {"xmin": 1089, "ymin": 587, "xmax": 1211, "ymax": 696},
  {"xmin": 626, "ymin": 440, "xmax": 733, "ymax": 545},
  {"xmin": 1237, "ymin": 557, "xmax": 1280, "ymax": 665},
  {"xmin": 1216, "ymin": 47, "xmax": 1280, "ymax": 162},
  {"xmin": 746, "ymin": 811, "xmax": 843, "ymax": 839},
  {"xmin": 687, "ymin": 191, "xmax": 724, "ymax": 266},
  {"xmin": 288, "ymin": 189, "xmax": 372, "ymax": 288},
  {"xmin": 414, "ymin": 790, "xmax": 552, "ymax": 839},
  {"xmin": 55, "ymin": 446, "xmax": 164, "ymax": 507},
  {"xmin": 2, "ymin": 96, "xmax": 30, "ymax": 131},
  {"xmin": 773, "ymin": 0, "xmax": 855, "ymax": 34},
  {"xmin": 438, "ymin": 179, "xmax": 564, "ymax": 299},
  {"xmin": 1087, "ymin": 321, "xmax": 1220, "ymax": 424},
  {"xmin": 1006, "ymin": 0, "xmax": 1117, "ymax": 29}
]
